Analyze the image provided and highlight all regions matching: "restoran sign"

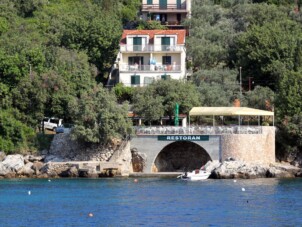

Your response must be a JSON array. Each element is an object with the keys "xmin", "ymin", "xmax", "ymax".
[{"xmin": 158, "ymin": 135, "xmax": 209, "ymax": 141}]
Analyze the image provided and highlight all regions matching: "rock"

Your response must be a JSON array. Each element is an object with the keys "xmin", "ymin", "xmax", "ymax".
[
  {"xmin": 78, "ymin": 167, "xmax": 98, "ymax": 178},
  {"xmin": 0, "ymin": 163, "xmax": 10, "ymax": 176},
  {"xmin": 295, "ymin": 171, "xmax": 302, "ymax": 177},
  {"xmin": 4, "ymin": 172, "xmax": 16, "ymax": 178},
  {"xmin": 0, "ymin": 151, "xmax": 6, "ymax": 162},
  {"xmin": 60, "ymin": 166, "xmax": 78, "ymax": 177},
  {"xmin": 2, "ymin": 154, "xmax": 24, "ymax": 172},
  {"xmin": 40, "ymin": 149, "xmax": 48, "ymax": 155},
  {"xmin": 25, "ymin": 155, "xmax": 45, "ymax": 162},
  {"xmin": 204, "ymin": 160, "xmax": 221, "ymax": 173},
  {"xmin": 44, "ymin": 155, "xmax": 64, "ymax": 162},
  {"xmin": 32, "ymin": 161, "xmax": 44, "ymax": 172},
  {"xmin": 211, "ymin": 161, "xmax": 268, "ymax": 179},
  {"xmin": 19, "ymin": 162, "xmax": 35, "ymax": 177},
  {"xmin": 267, "ymin": 163, "xmax": 300, "ymax": 178}
]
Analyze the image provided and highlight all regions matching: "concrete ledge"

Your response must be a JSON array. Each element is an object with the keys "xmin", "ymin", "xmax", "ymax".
[{"xmin": 130, "ymin": 172, "xmax": 181, "ymax": 178}]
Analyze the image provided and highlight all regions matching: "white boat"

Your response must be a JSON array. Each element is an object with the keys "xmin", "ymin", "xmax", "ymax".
[{"xmin": 177, "ymin": 168, "xmax": 211, "ymax": 181}]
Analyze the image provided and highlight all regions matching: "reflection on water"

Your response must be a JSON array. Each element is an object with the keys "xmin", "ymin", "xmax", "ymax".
[{"xmin": 0, "ymin": 178, "xmax": 302, "ymax": 226}]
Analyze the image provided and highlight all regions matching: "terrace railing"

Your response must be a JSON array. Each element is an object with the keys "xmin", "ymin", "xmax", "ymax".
[
  {"xmin": 120, "ymin": 45, "xmax": 183, "ymax": 52},
  {"xmin": 142, "ymin": 3, "xmax": 187, "ymax": 11},
  {"xmin": 134, "ymin": 126, "xmax": 263, "ymax": 135},
  {"xmin": 119, "ymin": 64, "xmax": 181, "ymax": 72}
]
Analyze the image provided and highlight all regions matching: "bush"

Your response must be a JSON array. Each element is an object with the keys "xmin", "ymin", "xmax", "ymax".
[{"xmin": 0, "ymin": 109, "xmax": 36, "ymax": 154}]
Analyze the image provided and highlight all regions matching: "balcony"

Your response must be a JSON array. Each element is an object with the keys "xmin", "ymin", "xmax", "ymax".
[
  {"xmin": 142, "ymin": 3, "xmax": 188, "ymax": 12},
  {"xmin": 119, "ymin": 64, "xmax": 181, "ymax": 72},
  {"xmin": 120, "ymin": 45, "xmax": 183, "ymax": 52}
]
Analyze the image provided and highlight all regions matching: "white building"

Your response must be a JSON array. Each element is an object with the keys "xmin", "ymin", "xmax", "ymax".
[
  {"xmin": 116, "ymin": 29, "xmax": 187, "ymax": 87},
  {"xmin": 141, "ymin": 0, "xmax": 191, "ymax": 28}
]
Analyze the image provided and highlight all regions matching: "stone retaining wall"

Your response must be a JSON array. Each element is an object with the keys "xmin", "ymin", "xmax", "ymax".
[{"xmin": 221, "ymin": 126, "xmax": 275, "ymax": 164}]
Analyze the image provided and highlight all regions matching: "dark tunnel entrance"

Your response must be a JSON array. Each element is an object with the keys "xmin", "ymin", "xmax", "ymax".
[{"xmin": 153, "ymin": 141, "xmax": 212, "ymax": 172}]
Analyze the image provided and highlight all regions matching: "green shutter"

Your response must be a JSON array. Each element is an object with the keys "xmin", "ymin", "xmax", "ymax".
[
  {"xmin": 131, "ymin": 75, "xmax": 140, "ymax": 85},
  {"xmin": 133, "ymin": 37, "xmax": 142, "ymax": 51},
  {"xmin": 147, "ymin": 0, "xmax": 153, "ymax": 4},
  {"xmin": 161, "ymin": 37, "xmax": 170, "ymax": 51},
  {"xmin": 159, "ymin": 0, "xmax": 167, "ymax": 9},
  {"xmin": 177, "ymin": 0, "xmax": 181, "ymax": 9},
  {"xmin": 161, "ymin": 75, "xmax": 170, "ymax": 80}
]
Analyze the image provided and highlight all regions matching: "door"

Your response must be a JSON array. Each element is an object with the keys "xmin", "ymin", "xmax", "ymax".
[
  {"xmin": 133, "ymin": 37, "xmax": 142, "ymax": 51},
  {"xmin": 159, "ymin": 0, "xmax": 167, "ymax": 9},
  {"xmin": 161, "ymin": 37, "xmax": 170, "ymax": 51}
]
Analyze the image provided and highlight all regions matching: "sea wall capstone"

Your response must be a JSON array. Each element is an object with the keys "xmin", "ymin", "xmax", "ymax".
[{"xmin": 221, "ymin": 126, "xmax": 275, "ymax": 164}]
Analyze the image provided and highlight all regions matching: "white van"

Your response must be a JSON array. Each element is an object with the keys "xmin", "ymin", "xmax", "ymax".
[{"xmin": 42, "ymin": 117, "xmax": 63, "ymax": 131}]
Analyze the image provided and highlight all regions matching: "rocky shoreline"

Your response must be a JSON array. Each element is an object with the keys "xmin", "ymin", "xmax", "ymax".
[
  {"xmin": 0, "ymin": 152, "xmax": 301, "ymax": 179},
  {"xmin": 205, "ymin": 159, "xmax": 302, "ymax": 179}
]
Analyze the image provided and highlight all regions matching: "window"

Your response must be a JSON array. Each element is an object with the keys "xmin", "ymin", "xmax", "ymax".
[
  {"xmin": 131, "ymin": 75, "xmax": 140, "ymax": 85},
  {"xmin": 144, "ymin": 77, "xmax": 154, "ymax": 85},
  {"xmin": 147, "ymin": 0, "xmax": 153, "ymax": 4},
  {"xmin": 162, "ymin": 56, "xmax": 172, "ymax": 65},
  {"xmin": 133, "ymin": 37, "xmax": 142, "ymax": 51},
  {"xmin": 161, "ymin": 37, "xmax": 170, "ymax": 51},
  {"xmin": 128, "ymin": 56, "xmax": 144, "ymax": 65},
  {"xmin": 161, "ymin": 75, "xmax": 171, "ymax": 80}
]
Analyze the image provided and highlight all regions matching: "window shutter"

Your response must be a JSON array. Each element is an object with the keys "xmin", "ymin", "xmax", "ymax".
[{"xmin": 131, "ymin": 75, "xmax": 140, "ymax": 85}]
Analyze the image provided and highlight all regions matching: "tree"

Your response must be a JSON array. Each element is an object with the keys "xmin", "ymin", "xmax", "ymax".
[
  {"xmin": 235, "ymin": 19, "xmax": 302, "ymax": 90},
  {"xmin": 193, "ymin": 68, "xmax": 239, "ymax": 106},
  {"xmin": 0, "ymin": 109, "xmax": 35, "ymax": 154},
  {"xmin": 245, "ymin": 86, "xmax": 275, "ymax": 110},
  {"xmin": 70, "ymin": 85, "xmax": 133, "ymax": 144},
  {"xmin": 132, "ymin": 80, "xmax": 201, "ymax": 124}
]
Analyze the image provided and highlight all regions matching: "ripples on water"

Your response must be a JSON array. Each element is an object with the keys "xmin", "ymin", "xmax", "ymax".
[{"xmin": 0, "ymin": 178, "xmax": 302, "ymax": 226}]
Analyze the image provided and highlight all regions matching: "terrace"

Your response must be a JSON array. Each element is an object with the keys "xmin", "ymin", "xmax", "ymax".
[{"xmin": 120, "ymin": 44, "xmax": 183, "ymax": 53}]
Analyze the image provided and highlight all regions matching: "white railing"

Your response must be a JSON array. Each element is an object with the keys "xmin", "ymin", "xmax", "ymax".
[
  {"xmin": 134, "ymin": 126, "xmax": 263, "ymax": 135},
  {"xmin": 120, "ymin": 45, "xmax": 184, "ymax": 52},
  {"xmin": 120, "ymin": 64, "xmax": 181, "ymax": 72}
]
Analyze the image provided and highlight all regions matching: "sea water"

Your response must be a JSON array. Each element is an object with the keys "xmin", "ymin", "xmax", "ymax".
[{"xmin": 0, "ymin": 178, "xmax": 302, "ymax": 226}]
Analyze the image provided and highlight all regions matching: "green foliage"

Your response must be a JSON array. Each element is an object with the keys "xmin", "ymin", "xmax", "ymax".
[
  {"xmin": 70, "ymin": 85, "xmax": 133, "ymax": 144},
  {"xmin": 187, "ymin": 3, "xmax": 235, "ymax": 69},
  {"xmin": 245, "ymin": 86, "xmax": 275, "ymax": 110},
  {"xmin": 192, "ymin": 68, "xmax": 239, "ymax": 106},
  {"xmin": 35, "ymin": 134, "xmax": 54, "ymax": 151},
  {"xmin": 133, "ymin": 80, "xmax": 200, "ymax": 124},
  {"xmin": 0, "ymin": 109, "xmax": 35, "ymax": 154},
  {"xmin": 113, "ymin": 83, "xmax": 134, "ymax": 103},
  {"xmin": 137, "ymin": 20, "xmax": 167, "ymax": 30},
  {"xmin": 276, "ymin": 114, "xmax": 302, "ymax": 161},
  {"xmin": 276, "ymin": 71, "xmax": 302, "ymax": 118},
  {"xmin": 235, "ymin": 19, "xmax": 302, "ymax": 89}
]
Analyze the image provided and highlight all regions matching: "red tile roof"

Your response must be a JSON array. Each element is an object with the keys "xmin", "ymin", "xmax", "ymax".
[{"xmin": 121, "ymin": 30, "xmax": 186, "ymax": 45}]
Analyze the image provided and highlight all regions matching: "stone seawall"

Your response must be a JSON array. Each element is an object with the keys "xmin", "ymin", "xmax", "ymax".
[{"xmin": 221, "ymin": 126, "xmax": 275, "ymax": 164}]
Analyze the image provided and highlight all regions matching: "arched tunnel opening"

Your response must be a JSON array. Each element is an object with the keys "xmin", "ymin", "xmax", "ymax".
[{"xmin": 153, "ymin": 141, "xmax": 212, "ymax": 172}]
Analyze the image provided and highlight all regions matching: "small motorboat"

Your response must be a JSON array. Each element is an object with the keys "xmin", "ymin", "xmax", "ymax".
[{"xmin": 177, "ymin": 168, "xmax": 211, "ymax": 181}]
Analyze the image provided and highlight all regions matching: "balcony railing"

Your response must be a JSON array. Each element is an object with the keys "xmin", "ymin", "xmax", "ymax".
[
  {"xmin": 142, "ymin": 3, "xmax": 187, "ymax": 11},
  {"xmin": 134, "ymin": 126, "xmax": 263, "ymax": 135},
  {"xmin": 120, "ymin": 64, "xmax": 181, "ymax": 72},
  {"xmin": 120, "ymin": 45, "xmax": 183, "ymax": 52}
]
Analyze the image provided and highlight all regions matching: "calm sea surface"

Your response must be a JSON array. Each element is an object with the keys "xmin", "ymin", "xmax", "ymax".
[{"xmin": 0, "ymin": 177, "xmax": 302, "ymax": 227}]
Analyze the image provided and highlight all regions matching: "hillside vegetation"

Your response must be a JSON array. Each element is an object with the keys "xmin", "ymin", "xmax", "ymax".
[{"xmin": 0, "ymin": 0, "xmax": 302, "ymax": 164}]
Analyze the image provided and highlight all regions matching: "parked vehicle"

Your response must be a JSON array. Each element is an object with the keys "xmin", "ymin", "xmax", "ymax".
[
  {"xmin": 41, "ymin": 117, "xmax": 63, "ymax": 131},
  {"xmin": 55, "ymin": 124, "xmax": 73, "ymax": 134}
]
